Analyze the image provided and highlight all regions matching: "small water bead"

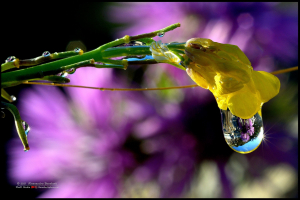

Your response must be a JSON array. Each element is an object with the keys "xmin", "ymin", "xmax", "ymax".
[
  {"xmin": 22, "ymin": 120, "xmax": 31, "ymax": 137},
  {"xmin": 66, "ymin": 68, "xmax": 76, "ymax": 74},
  {"xmin": 157, "ymin": 32, "xmax": 165, "ymax": 37},
  {"xmin": 220, "ymin": 108, "xmax": 264, "ymax": 154},
  {"xmin": 6, "ymin": 56, "xmax": 16, "ymax": 63},
  {"xmin": 57, "ymin": 71, "xmax": 69, "ymax": 78},
  {"xmin": 42, "ymin": 51, "xmax": 51, "ymax": 57},
  {"xmin": 10, "ymin": 95, "xmax": 17, "ymax": 102},
  {"xmin": 74, "ymin": 47, "xmax": 81, "ymax": 53}
]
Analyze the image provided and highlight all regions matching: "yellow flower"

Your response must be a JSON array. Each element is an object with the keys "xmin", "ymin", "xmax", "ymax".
[
  {"xmin": 185, "ymin": 38, "xmax": 280, "ymax": 119},
  {"xmin": 150, "ymin": 40, "xmax": 181, "ymax": 64}
]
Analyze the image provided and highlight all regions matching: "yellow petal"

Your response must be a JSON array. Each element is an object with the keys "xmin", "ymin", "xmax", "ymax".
[
  {"xmin": 216, "ymin": 42, "xmax": 251, "ymax": 66},
  {"xmin": 213, "ymin": 94, "xmax": 228, "ymax": 110},
  {"xmin": 214, "ymin": 74, "xmax": 244, "ymax": 95},
  {"xmin": 252, "ymin": 71, "xmax": 280, "ymax": 103},
  {"xmin": 150, "ymin": 41, "xmax": 180, "ymax": 64},
  {"xmin": 186, "ymin": 67, "xmax": 209, "ymax": 89},
  {"xmin": 227, "ymin": 86, "xmax": 261, "ymax": 119}
]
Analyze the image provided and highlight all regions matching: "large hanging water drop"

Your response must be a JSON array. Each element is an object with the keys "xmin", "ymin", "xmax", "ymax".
[
  {"xmin": 57, "ymin": 71, "xmax": 69, "ymax": 78},
  {"xmin": 22, "ymin": 120, "xmax": 30, "ymax": 137},
  {"xmin": 74, "ymin": 47, "xmax": 81, "ymax": 53},
  {"xmin": 220, "ymin": 108, "xmax": 263, "ymax": 154}
]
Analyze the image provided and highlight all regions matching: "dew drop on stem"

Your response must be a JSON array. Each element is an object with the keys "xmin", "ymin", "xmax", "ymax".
[
  {"xmin": 42, "ymin": 51, "xmax": 51, "ymax": 57},
  {"xmin": 6, "ymin": 56, "xmax": 16, "ymax": 63},
  {"xmin": 22, "ymin": 120, "xmax": 31, "ymax": 137},
  {"xmin": 157, "ymin": 32, "xmax": 165, "ymax": 37}
]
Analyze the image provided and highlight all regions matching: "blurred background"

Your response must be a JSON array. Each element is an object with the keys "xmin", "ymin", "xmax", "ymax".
[{"xmin": 1, "ymin": 2, "xmax": 298, "ymax": 198}]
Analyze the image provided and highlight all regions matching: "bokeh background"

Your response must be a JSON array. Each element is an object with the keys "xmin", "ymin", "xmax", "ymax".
[{"xmin": 1, "ymin": 2, "xmax": 298, "ymax": 198}]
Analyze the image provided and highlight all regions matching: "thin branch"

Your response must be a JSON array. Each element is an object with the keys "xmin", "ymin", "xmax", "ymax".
[{"xmin": 21, "ymin": 66, "xmax": 298, "ymax": 91}]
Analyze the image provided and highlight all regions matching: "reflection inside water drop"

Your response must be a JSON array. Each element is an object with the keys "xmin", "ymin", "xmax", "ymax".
[
  {"xmin": 220, "ymin": 108, "xmax": 263, "ymax": 154},
  {"xmin": 42, "ymin": 51, "xmax": 51, "ymax": 57},
  {"xmin": 157, "ymin": 32, "xmax": 165, "ymax": 37},
  {"xmin": 22, "ymin": 121, "xmax": 30, "ymax": 136}
]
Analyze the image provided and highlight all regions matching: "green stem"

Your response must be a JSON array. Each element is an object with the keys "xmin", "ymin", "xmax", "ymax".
[
  {"xmin": 1, "ymin": 49, "xmax": 102, "ymax": 87},
  {"xmin": 1, "ymin": 23, "xmax": 185, "ymax": 88},
  {"xmin": 1, "ymin": 101, "xmax": 30, "ymax": 151},
  {"xmin": 2, "ymin": 43, "xmax": 186, "ymax": 88}
]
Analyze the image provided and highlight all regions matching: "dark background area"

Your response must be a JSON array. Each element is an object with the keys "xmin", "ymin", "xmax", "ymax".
[{"xmin": 1, "ymin": 3, "xmax": 114, "ymax": 198}]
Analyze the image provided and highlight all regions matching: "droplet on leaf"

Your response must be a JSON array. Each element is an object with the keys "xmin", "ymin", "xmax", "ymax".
[
  {"xmin": 157, "ymin": 32, "xmax": 165, "ymax": 37},
  {"xmin": 22, "ymin": 120, "xmax": 31, "ymax": 137},
  {"xmin": 6, "ymin": 56, "xmax": 16, "ymax": 63},
  {"xmin": 74, "ymin": 47, "xmax": 81, "ymax": 53},
  {"xmin": 42, "ymin": 51, "xmax": 51, "ymax": 57},
  {"xmin": 58, "ymin": 71, "xmax": 69, "ymax": 78},
  {"xmin": 220, "ymin": 108, "xmax": 263, "ymax": 154}
]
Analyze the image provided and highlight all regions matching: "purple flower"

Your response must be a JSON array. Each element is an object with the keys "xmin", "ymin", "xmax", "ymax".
[
  {"xmin": 241, "ymin": 133, "xmax": 250, "ymax": 142},
  {"xmin": 238, "ymin": 118, "xmax": 255, "ymax": 137},
  {"xmin": 8, "ymin": 65, "xmax": 199, "ymax": 197},
  {"xmin": 247, "ymin": 120, "xmax": 254, "ymax": 136},
  {"xmin": 108, "ymin": 2, "xmax": 298, "ymax": 72},
  {"xmin": 8, "ymin": 68, "xmax": 143, "ymax": 197}
]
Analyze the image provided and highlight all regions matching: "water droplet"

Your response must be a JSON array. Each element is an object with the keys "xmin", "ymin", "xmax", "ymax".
[
  {"xmin": 6, "ymin": 56, "xmax": 16, "ymax": 63},
  {"xmin": 157, "ymin": 32, "xmax": 165, "ymax": 37},
  {"xmin": 66, "ymin": 68, "xmax": 76, "ymax": 74},
  {"xmin": 220, "ymin": 108, "xmax": 263, "ymax": 154},
  {"xmin": 58, "ymin": 71, "xmax": 69, "ymax": 78},
  {"xmin": 180, "ymin": 61, "xmax": 186, "ymax": 68},
  {"xmin": 22, "ymin": 121, "xmax": 31, "ymax": 137},
  {"xmin": 74, "ymin": 48, "xmax": 81, "ymax": 53},
  {"xmin": 11, "ymin": 95, "xmax": 17, "ymax": 102},
  {"xmin": 42, "ymin": 51, "xmax": 51, "ymax": 57}
]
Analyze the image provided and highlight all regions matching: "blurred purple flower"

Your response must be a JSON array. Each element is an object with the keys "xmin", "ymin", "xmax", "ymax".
[
  {"xmin": 9, "ymin": 68, "xmax": 141, "ymax": 197},
  {"xmin": 108, "ymin": 2, "xmax": 298, "ymax": 72},
  {"xmin": 241, "ymin": 133, "xmax": 250, "ymax": 142},
  {"xmin": 8, "ymin": 66, "xmax": 199, "ymax": 197}
]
